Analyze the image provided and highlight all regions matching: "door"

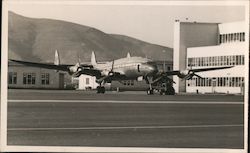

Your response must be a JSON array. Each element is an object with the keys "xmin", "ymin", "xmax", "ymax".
[{"xmin": 59, "ymin": 73, "xmax": 65, "ymax": 89}]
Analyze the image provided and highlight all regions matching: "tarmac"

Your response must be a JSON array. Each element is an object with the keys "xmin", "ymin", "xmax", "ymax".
[{"xmin": 6, "ymin": 89, "xmax": 244, "ymax": 149}]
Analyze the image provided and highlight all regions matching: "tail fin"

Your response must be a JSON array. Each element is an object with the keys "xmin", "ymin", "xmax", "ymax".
[
  {"xmin": 77, "ymin": 52, "xmax": 81, "ymax": 64},
  {"xmin": 127, "ymin": 52, "xmax": 131, "ymax": 58},
  {"xmin": 91, "ymin": 51, "xmax": 97, "ymax": 65},
  {"xmin": 54, "ymin": 50, "xmax": 60, "ymax": 65}
]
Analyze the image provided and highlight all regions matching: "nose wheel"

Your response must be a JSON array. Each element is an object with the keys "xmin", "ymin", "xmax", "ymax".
[{"xmin": 97, "ymin": 86, "xmax": 105, "ymax": 94}]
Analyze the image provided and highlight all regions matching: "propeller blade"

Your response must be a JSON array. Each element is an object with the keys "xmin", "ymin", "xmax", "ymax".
[
  {"xmin": 163, "ymin": 61, "xmax": 166, "ymax": 72},
  {"xmin": 183, "ymin": 74, "xmax": 192, "ymax": 80},
  {"xmin": 111, "ymin": 60, "xmax": 114, "ymax": 71},
  {"xmin": 145, "ymin": 76, "xmax": 150, "ymax": 84},
  {"xmin": 194, "ymin": 73, "xmax": 204, "ymax": 79},
  {"xmin": 97, "ymin": 75, "xmax": 110, "ymax": 84},
  {"xmin": 152, "ymin": 75, "xmax": 176, "ymax": 85},
  {"xmin": 152, "ymin": 76, "xmax": 164, "ymax": 84}
]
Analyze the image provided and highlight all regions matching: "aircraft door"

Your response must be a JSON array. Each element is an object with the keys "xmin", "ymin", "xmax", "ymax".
[{"xmin": 137, "ymin": 64, "xmax": 140, "ymax": 72}]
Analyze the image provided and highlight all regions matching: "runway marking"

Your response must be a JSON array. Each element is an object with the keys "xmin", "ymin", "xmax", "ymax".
[
  {"xmin": 8, "ymin": 99, "xmax": 244, "ymax": 104},
  {"xmin": 8, "ymin": 124, "xmax": 243, "ymax": 131}
]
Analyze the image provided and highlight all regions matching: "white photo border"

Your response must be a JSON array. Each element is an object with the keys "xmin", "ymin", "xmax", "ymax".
[{"xmin": 1, "ymin": 0, "xmax": 249, "ymax": 152}]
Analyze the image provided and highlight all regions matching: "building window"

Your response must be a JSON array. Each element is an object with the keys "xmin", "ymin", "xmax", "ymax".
[
  {"xmin": 241, "ymin": 55, "xmax": 244, "ymax": 65},
  {"xmin": 23, "ymin": 73, "xmax": 36, "ymax": 85},
  {"xmin": 41, "ymin": 73, "xmax": 50, "ymax": 85},
  {"xmin": 189, "ymin": 55, "xmax": 244, "ymax": 67},
  {"xmin": 188, "ymin": 77, "xmax": 244, "ymax": 87},
  {"xmin": 86, "ymin": 78, "xmax": 90, "ymax": 85},
  {"xmin": 8, "ymin": 72, "xmax": 17, "ymax": 84}
]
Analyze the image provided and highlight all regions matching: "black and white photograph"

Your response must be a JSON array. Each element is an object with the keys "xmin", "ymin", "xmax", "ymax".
[{"xmin": 1, "ymin": 0, "xmax": 249, "ymax": 152}]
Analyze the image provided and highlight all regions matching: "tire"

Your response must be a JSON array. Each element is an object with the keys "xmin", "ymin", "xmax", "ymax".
[
  {"xmin": 165, "ymin": 86, "xmax": 175, "ymax": 95},
  {"xmin": 147, "ymin": 89, "xmax": 154, "ymax": 95},
  {"xmin": 101, "ymin": 86, "xmax": 105, "ymax": 94},
  {"xmin": 96, "ymin": 86, "xmax": 101, "ymax": 93}
]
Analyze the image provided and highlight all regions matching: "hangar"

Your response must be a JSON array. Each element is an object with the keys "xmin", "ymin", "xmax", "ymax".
[
  {"xmin": 8, "ymin": 61, "xmax": 66, "ymax": 89},
  {"xmin": 173, "ymin": 21, "xmax": 246, "ymax": 94}
]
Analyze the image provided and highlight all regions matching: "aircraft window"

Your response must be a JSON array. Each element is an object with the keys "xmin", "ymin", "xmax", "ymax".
[
  {"xmin": 127, "ymin": 81, "xmax": 130, "ymax": 86},
  {"xmin": 137, "ymin": 64, "xmax": 140, "ymax": 72},
  {"xmin": 131, "ymin": 80, "xmax": 134, "ymax": 86}
]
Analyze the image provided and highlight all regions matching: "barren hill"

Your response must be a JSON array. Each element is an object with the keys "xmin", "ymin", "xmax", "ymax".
[{"xmin": 8, "ymin": 11, "xmax": 173, "ymax": 64}]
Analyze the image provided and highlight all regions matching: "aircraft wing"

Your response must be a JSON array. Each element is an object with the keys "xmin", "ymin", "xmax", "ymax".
[
  {"xmin": 152, "ymin": 66, "xmax": 234, "ymax": 85},
  {"xmin": 164, "ymin": 66, "xmax": 234, "ymax": 76},
  {"xmin": 9, "ymin": 59, "xmax": 101, "ymax": 77},
  {"xmin": 9, "ymin": 59, "xmax": 71, "ymax": 71}
]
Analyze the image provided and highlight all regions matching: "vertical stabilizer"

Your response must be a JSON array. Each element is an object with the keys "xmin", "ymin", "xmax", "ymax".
[
  {"xmin": 127, "ymin": 52, "xmax": 131, "ymax": 58},
  {"xmin": 77, "ymin": 52, "xmax": 81, "ymax": 64},
  {"xmin": 91, "ymin": 51, "xmax": 97, "ymax": 65},
  {"xmin": 54, "ymin": 50, "xmax": 60, "ymax": 65}
]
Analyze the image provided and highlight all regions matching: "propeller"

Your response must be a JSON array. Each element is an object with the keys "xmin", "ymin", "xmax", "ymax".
[
  {"xmin": 77, "ymin": 52, "xmax": 81, "ymax": 65},
  {"xmin": 97, "ymin": 60, "xmax": 116, "ymax": 84},
  {"xmin": 108, "ymin": 60, "xmax": 115, "ymax": 76},
  {"xmin": 182, "ymin": 70, "xmax": 203, "ymax": 80},
  {"xmin": 183, "ymin": 58, "xmax": 203, "ymax": 80}
]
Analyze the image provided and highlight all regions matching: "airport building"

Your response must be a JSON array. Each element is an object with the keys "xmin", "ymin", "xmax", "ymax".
[
  {"xmin": 173, "ymin": 21, "xmax": 246, "ymax": 94},
  {"xmin": 8, "ymin": 61, "xmax": 66, "ymax": 89}
]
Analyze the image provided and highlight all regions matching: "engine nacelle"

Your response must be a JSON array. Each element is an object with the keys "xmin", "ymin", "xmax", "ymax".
[
  {"xmin": 178, "ymin": 69, "xmax": 196, "ymax": 80},
  {"xmin": 137, "ymin": 76, "xmax": 144, "ymax": 81},
  {"xmin": 179, "ymin": 70, "xmax": 189, "ymax": 76},
  {"xmin": 101, "ymin": 70, "xmax": 110, "ymax": 76},
  {"xmin": 69, "ymin": 66, "xmax": 78, "ymax": 74},
  {"xmin": 68, "ymin": 65, "xmax": 83, "ymax": 77}
]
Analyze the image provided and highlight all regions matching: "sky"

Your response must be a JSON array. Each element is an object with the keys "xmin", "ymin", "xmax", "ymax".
[{"xmin": 6, "ymin": 1, "xmax": 246, "ymax": 48}]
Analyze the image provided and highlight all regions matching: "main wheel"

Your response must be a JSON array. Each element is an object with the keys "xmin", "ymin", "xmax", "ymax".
[
  {"xmin": 101, "ymin": 86, "xmax": 105, "ymax": 94},
  {"xmin": 97, "ymin": 86, "xmax": 101, "ymax": 93},
  {"xmin": 147, "ymin": 89, "xmax": 154, "ymax": 95},
  {"xmin": 160, "ymin": 89, "xmax": 164, "ymax": 95},
  {"xmin": 165, "ymin": 86, "xmax": 175, "ymax": 95},
  {"xmin": 97, "ymin": 86, "xmax": 105, "ymax": 94}
]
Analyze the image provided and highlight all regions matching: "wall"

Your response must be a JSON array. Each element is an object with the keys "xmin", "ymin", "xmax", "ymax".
[
  {"xmin": 8, "ymin": 64, "xmax": 64, "ymax": 89},
  {"xmin": 173, "ymin": 21, "xmax": 219, "ymax": 93},
  {"xmin": 186, "ymin": 41, "xmax": 246, "ymax": 94}
]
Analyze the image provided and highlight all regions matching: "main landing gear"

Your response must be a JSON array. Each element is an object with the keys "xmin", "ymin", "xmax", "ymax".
[
  {"xmin": 160, "ymin": 85, "xmax": 175, "ymax": 95},
  {"xmin": 97, "ymin": 86, "xmax": 105, "ymax": 94},
  {"xmin": 148, "ymin": 82, "xmax": 176, "ymax": 95},
  {"xmin": 146, "ymin": 82, "xmax": 154, "ymax": 95},
  {"xmin": 147, "ymin": 89, "xmax": 154, "ymax": 95}
]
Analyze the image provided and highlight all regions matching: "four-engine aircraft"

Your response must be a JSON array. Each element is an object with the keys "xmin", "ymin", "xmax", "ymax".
[{"xmin": 9, "ymin": 50, "xmax": 233, "ymax": 95}]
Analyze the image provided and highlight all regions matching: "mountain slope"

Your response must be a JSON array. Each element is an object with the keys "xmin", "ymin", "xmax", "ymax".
[{"xmin": 8, "ymin": 11, "xmax": 173, "ymax": 64}]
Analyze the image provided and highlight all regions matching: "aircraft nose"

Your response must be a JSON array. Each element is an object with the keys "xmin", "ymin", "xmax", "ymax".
[{"xmin": 148, "ymin": 64, "xmax": 158, "ymax": 74}]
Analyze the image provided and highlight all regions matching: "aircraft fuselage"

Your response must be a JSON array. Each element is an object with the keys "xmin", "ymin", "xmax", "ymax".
[{"xmin": 94, "ymin": 56, "xmax": 158, "ymax": 81}]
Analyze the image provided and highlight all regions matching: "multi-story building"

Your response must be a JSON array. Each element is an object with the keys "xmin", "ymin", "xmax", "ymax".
[{"xmin": 174, "ymin": 21, "xmax": 246, "ymax": 94}]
